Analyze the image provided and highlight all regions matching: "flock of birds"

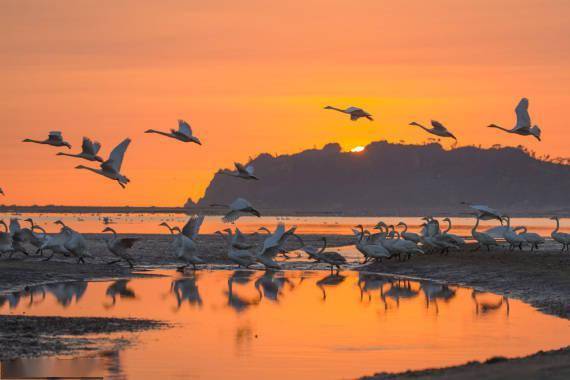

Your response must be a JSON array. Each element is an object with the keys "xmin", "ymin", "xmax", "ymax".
[{"xmin": 0, "ymin": 96, "xmax": 561, "ymax": 273}]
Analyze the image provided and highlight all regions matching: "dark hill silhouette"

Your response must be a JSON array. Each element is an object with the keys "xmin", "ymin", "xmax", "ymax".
[{"xmin": 198, "ymin": 142, "xmax": 570, "ymax": 215}]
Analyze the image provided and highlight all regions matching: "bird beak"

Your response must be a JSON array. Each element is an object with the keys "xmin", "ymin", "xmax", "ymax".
[{"xmin": 252, "ymin": 210, "xmax": 261, "ymax": 217}]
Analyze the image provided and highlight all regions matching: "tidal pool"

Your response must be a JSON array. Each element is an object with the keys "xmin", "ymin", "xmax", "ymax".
[{"xmin": 2, "ymin": 270, "xmax": 570, "ymax": 379}]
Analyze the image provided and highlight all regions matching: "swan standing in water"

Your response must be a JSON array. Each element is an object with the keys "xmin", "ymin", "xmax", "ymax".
[
  {"xmin": 0, "ymin": 220, "xmax": 15, "ymax": 256},
  {"xmin": 440, "ymin": 218, "xmax": 466, "ymax": 248},
  {"xmin": 409, "ymin": 121, "xmax": 457, "ymax": 140},
  {"xmin": 396, "ymin": 221, "xmax": 421, "ymax": 244},
  {"xmin": 212, "ymin": 198, "xmax": 261, "ymax": 223},
  {"xmin": 471, "ymin": 216, "xmax": 499, "ymax": 251},
  {"xmin": 513, "ymin": 226, "xmax": 544, "ymax": 251},
  {"xmin": 75, "ymin": 138, "xmax": 131, "ymax": 188},
  {"xmin": 220, "ymin": 163, "xmax": 259, "ymax": 180},
  {"xmin": 550, "ymin": 216, "xmax": 570, "ymax": 252},
  {"xmin": 353, "ymin": 224, "xmax": 391, "ymax": 263},
  {"xmin": 502, "ymin": 216, "xmax": 527, "ymax": 251},
  {"xmin": 171, "ymin": 215, "xmax": 205, "ymax": 271},
  {"xmin": 297, "ymin": 236, "xmax": 347, "ymax": 273},
  {"xmin": 102, "ymin": 227, "xmax": 139, "ymax": 267},
  {"xmin": 216, "ymin": 229, "xmax": 257, "ymax": 268},
  {"xmin": 145, "ymin": 119, "xmax": 201, "ymax": 145},
  {"xmin": 487, "ymin": 98, "xmax": 541, "ymax": 141},
  {"xmin": 23, "ymin": 131, "xmax": 71, "ymax": 149},
  {"xmin": 324, "ymin": 105, "xmax": 373, "ymax": 121},
  {"xmin": 57, "ymin": 137, "xmax": 103, "ymax": 162}
]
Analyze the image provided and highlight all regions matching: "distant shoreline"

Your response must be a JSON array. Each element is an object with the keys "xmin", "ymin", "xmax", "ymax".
[{"xmin": 1, "ymin": 205, "xmax": 569, "ymax": 218}]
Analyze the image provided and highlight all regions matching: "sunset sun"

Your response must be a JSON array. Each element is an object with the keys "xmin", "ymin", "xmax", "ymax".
[{"xmin": 351, "ymin": 146, "xmax": 365, "ymax": 153}]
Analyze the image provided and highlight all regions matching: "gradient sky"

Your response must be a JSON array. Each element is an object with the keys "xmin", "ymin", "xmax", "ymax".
[{"xmin": 1, "ymin": 0, "xmax": 569, "ymax": 206}]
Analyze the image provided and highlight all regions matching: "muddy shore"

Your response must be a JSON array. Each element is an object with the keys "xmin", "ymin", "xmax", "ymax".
[{"xmin": 2, "ymin": 233, "xmax": 570, "ymax": 378}]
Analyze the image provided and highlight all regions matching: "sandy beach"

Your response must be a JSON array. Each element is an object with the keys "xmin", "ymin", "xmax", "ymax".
[{"xmin": 1, "ymin": 233, "xmax": 570, "ymax": 378}]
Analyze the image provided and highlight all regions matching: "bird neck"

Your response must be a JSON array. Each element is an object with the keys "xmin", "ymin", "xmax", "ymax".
[
  {"xmin": 57, "ymin": 152, "xmax": 79, "ymax": 158},
  {"xmin": 488, "ymin": 124, "xmax": 510, "ymax": 132},
  {"xmin": 327, "ymin": 106, "xmax": 345, "ymax": 113},
  {"xmin": 23, "ymin": 139, "xmax": 45, "ymax": 144},
  {"xmin": 472, "ymin": 218, "xmax": 480, "ymax": 233},
  {"xmin": 553, "ymin": 218, "xmax": 560, "ymax": 233},
  {"xmin": 443, "ymin": 220, "xmax": 451, "ymax": 233}
]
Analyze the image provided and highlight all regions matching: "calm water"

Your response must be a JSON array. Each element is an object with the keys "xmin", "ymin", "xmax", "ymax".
[
  {"xmin": 2, "ymin": 270, "xmax": 570, "ymax": 379},
  {"xmin": 0, "ymin": 213, "xmax": 565, "ymax": 236}
]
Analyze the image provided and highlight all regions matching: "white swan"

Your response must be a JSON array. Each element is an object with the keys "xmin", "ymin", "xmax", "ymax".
[
  {"xmin": 550, "ymin": 216, "xmax": 570, "ymax": 252},
  {"xmin": 57, "ymin": 221, "xmax": 91, "ymax": 264},
  {"xmin": 324, "ymin": 105, "xmax": 373, "ymax": 121},
  {"xmin": 102, "ymin": 227, "xmax": 139, "ymax": 267},
  {"xmin": 409, "ymin": 120, "xmax": 456, "ymax": 140},
  {"xmin": 216, "ymin": 229, "xmax": 257, "ymax": 268},
  {"xmin": 296, "ymin": 236, "xmax": 347, "ymax": 272},
  {"xmin": 502, "ymin": 216, "xmax": 527, "ymax": 250},
  {"xmin": 354, "ymin": 224, "xmax": 391, "ymax": 263},
  {"xmin": 23, "ymin": 131, "xmax": 71, "ymax": 149},
  {"xmin": 57, "ymin": 137, "xmax": 103, "ymax": 162},
  {"xmin": 256, "ymin": 223, "xmax": 297, "ymax": 269},
  {"xmin": 471, "ymin": 216, "xmax": 499, "ymax": 251},
  {"xmin": 0, "ymin": 220, "xmax": 15, "ymax": 255},
  {"xmin": 220, "ymin": 162, "xmax": 259, "ymax": 180},
  {"xmin": 75, "ymin": 138, "xmax": 131, "ymax": 188},
  {"xmin": 513, "ymin": 226, "xmax": 544, "ymax": 251},
  {"xmin": 487, "ymin": 98, "xmax": 541, "ymax": 141},
  {"xmin": 461, "ymin": 202, "xmax": 504, "ymax": 223},
  {"xmin": 145, "ymin": 119, "xmax": 201, "ymax": 145},
  {"xmin": 396, "ymin": 221, "xmax": 421, "ymax": 243},
  {"xmin": 440, "ymin": 218, "xmax": 466, "ymax": 247},
  {"xmin": 38, "ymin": 221, "xmax": 72, "ymax": 260},
  {"xmin": 171, "ymin": 215, "xmax": 205, "ymax": 271},
  {"xmin": 212, "ymin": 198, "xmax": 261, "ymax": 223}
]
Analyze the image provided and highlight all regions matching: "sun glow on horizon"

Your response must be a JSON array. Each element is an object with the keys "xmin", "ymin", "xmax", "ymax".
[{"xmin": 351, "ymin": 146, "xmax": 366, "ymax": 153}]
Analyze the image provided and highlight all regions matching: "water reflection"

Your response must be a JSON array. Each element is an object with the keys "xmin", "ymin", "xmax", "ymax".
[
  {"xmin": 1, "ymin": 270, "xmax": 570, "ymax": 380},
  {"xmin": 171, "ymin": 275, "xmax": 203, "ymax": 309}
]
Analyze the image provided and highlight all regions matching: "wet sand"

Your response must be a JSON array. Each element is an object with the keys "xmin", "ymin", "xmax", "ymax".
[{"xmin": 2, "ymin": 233, "xmax": 570, "ymax": 377}]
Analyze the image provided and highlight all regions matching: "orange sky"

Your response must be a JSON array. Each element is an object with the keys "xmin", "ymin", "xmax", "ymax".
[{"xmin": 1, "ymin": 0, "xmax": 569, "ymax": 206}]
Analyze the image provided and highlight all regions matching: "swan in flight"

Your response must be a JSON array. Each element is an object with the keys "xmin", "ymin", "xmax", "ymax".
[
  {"xmin": 216, "ymin": 229, "xmax": 257, "ymax": 268},
  {"xmin": 23, "ymin": 131, "xmax": 72, "ymax": 149},
  {"xmin": 171, "ymin": 215, "xmax": 205, "ymax": 271},
  {"xmin": 256, "ymin": 223, "xmax": 297, "ymax": 269},
  {"xmin": 487, "ymin": 98, "xmax": 541, "ymax": 141},
  {"xmin": 145, "ymin": 119, "xmax": 201, "ymax": 145},
  {"xmin": 550, "ymin": 216, "xmax": 570, "ymax": 252},
  {"xmin": 57, "ymin": 137, "xmax": 103, "ymax": 162},
  {"xmin": 461, "ymin": 202, "xmax": 504, "ymax": 223},
  {"xmin": 75, "ymin": 138, "xmax": 131, "ymax": 188},
  {"xmin": 212, "ymin": 198, "xmax": 261, "ymax": 223},
  {"xmin": 409, "ymin": 120, "xmax": 457, "ymax": 140},
  {"xmin": 102, "ymin": 227, "xmax": 139, "ymax": 267},
  {"xmin": 324, "ymin": 106, "xmax": 373, "ymax": 121},
  {"xmin": 220, "ymin": 163, "xmax": 259, "ymax": 180}
]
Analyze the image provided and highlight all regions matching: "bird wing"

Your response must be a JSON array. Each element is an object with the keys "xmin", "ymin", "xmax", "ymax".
[
  {"xmin": 345, "ymin": 106, "xmax": 361, "ymax": 113},
  {"xmin": 48, "ymin": 131, "xmax": 63, "ymax": 143},
  {"xmin": 245, "ymin": 165, "xmax": 255, "ymax": 175},
  {"xmin": 234, "ymin": 162, "xmax": 247, "ymax": 174},
  {"xmin": 117, "ymin": 237, "xmax": 139, "ymax": 249},
  {"xmin": 230, "ymin": 197, "xmax": 251, "ymax": 211},
  {"xmin": 262, "ymin": 223, "xmax": 286, "ymax": 251},
  {"xmin": 469, "ymin": 204, "xmax": 502, "ymax": 217},
  {"xmin": 430, "ymin": 120, "xmax": 447, "ymax": 132},
  {"xmin": 233, "ymin": 228, "xmax": 248, "ymax": 245},
  {"xmin": 92, "ymin": 141, "xmax": 102, "ymax": 154},
  {"xmin": 222, "ymin": 210, "xmax": 242, "ymax": 224},
  {"xmin": 103, "ymin": 138, "xmax": 131, "ymax": 173},
  {"xmin": 182, "ymin": 215, "xmax": 204, "ymax": 239},
  {"xmin": 514, "ymin": 98, "xmax": 531, "ymax": 130},
  {"xmin": 178, "ymin": 120, "xmax": 193, "ymax": 137},
  {"xmin": 82, "ymin": 137, "xmax": 95, "ymax": 155}
]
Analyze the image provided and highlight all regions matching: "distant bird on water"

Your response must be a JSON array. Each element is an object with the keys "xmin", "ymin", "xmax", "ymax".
[
  {"xmin": 57, "ymin": 137, "xmax": 103, "ymax": 162},
  {"xmin": 145, "ymin": 119, "xmax": 201, "ymax": 145},
  {"xmin": 409, "ymin": 121, "xmax": 456, "ymax": 140},
  {"xmin": 220, "ymin": 163, "xmax": 259, "ymax": 180},
  {"xmin": 211, "ymin": 198, "xmax": 261, "ymax": 223},
  {"xmin": 324, "ymin": 106, "xmax": 373, "ymax": 121},
  {"xmin": 75, "ymin": 138, "xmax": 131, "ymax": 188},
  {"xmin": 487, "ymin": 98, "xmax": 541, "ymax": 141},
  {"xmin": 23, "ymin": 131, "xmax": 71, "ymax": 149}
]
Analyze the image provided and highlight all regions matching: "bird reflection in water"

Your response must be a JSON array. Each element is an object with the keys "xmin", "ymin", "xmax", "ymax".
[
  {"xmin": 382, "ymin": 280, "xmax": 420, "ymax": 308},
  {"xmin": 171, "ymin": 275, "xmax": 202, "ymax": 310},
  {"xmin": 357, "ymin": 273, "xmax": 393, "ymax": 304},
  {"xmin": 104, "ymin": 280, "xmax": 136, "ymax": 308},
  {"xmin": 226, "ymin": 271, "xmax": 260, "ymax": 313},
  {"xmin": 472, "ymin": 290, "xmax": 510, "ymax": 317},
  {"xmin": 46, "ymin": 281, "xmax": 88, "ymax": 307},
  {"xmin": 420, "ymin": 281, "xmax": 456, "ymax": 314},
  {"xmin": 316, "ymin": 273, "xmax": 346, "ymax": 300},
  {"xmin": 100, "ymin": 350, "xmax": 126, "ymax": 380},
  {"xmin": 254, "ymin": 271, "xmax": 294, "ymax": 302}
]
